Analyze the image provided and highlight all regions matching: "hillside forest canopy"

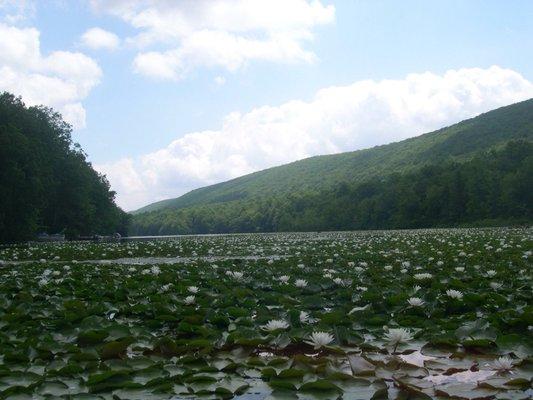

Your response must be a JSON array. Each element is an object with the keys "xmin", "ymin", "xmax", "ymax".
[
  {"xmin": 130, "ymin": 140, "xmax": 533, "ymax": 236},
  {"xmin": 0, "ymin": 92, "xmax": 129, "ymax": 243}
]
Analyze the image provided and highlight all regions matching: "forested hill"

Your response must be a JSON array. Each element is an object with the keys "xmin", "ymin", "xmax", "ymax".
[
  {"xmin": 134, "ymin": 99, "xmax": 533, "ymax": 215},
  {"xmin": 131, "ymin": 99, "xmax": 533, "ymax": 235},
  {"xmin": 0, "ymin": 93, "xmax": 129, "ymax": 242}
]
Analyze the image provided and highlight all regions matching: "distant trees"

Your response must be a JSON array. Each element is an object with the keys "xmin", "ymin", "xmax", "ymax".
[
  {"xmin": 0, "ymin": 92, "xmax": 129, "ymax": 242},
  {"xmin": 131, "ymin": 140, "xmax": 533, "ymax": 235}
]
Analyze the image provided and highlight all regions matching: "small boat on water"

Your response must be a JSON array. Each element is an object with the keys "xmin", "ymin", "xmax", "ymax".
[
  {"xmin": 36, "ymin": 233, "xmax": 66, "ymax": 242},
  {"xmin": 76, "ymin": 233, "xmax": 122, "ymax": 242}
]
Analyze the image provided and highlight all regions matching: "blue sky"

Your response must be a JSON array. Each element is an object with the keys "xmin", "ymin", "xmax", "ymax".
[{"xmin": 1, "ymin": 1, "xmax": 532, "ymax": 210}]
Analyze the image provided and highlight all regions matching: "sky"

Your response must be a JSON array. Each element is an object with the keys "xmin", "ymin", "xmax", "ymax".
[{"xmin": 1, "ymin": 0, "xmax": 533, "ymax": 211}]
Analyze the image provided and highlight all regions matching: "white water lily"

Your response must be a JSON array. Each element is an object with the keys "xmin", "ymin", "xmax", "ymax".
[
  {"xmin": 184, "ymin": 295, "xmax": 196, "ymax": 305},
  {"xmin": 226, "ymin": 271, "xmax": 244, "ymax": 280},
  {"xmin": 486, "ymin": 270, "xmax": 497, "ymax": 277},
  {"xmin": 262, "ymin": 319, "xmax": 289, "ymax": 331},
  {"xmin": 407, "ymin": 297, "xmax": 425, "ymax": 307},
  {"xmin": 187, "ymin": 286, "xmax": 199, "ymax": 293},
  {"xmin": 490, "ymin": 282, "xmax": 503, "ymax": 290},
  {"xmin": 279, "ymin": 275, "xmax": 290, "ymax": 283},
  {"xmin": 295, "ymin": 279, "xmax": 308, "ymax": 288},
  {"xmin": 305, "ymin": 331, "xmax": 334, "ymax": 349},
  {"xmin": 414, "ymin": 273, "xmax": 432, "ymax": 280},
  {"xmin": 446, "ymin": 289, "xmax": 463, "ymax": 300},
  {"xmin": 384, "ymin": 328, "xmax": 413, "ymax": 347},
  {"xmin": 299, "ymin": 311, "xmax": 316, "ymax": 324},
  {"xmin": 493, "ymin": 356, "xmax": 514, "ymax": 371}
]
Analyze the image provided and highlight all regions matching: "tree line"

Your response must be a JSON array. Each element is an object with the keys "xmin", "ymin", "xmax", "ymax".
[{"xmin": 0, "ymin": 93, "xmax": 129, "ymax": 242}]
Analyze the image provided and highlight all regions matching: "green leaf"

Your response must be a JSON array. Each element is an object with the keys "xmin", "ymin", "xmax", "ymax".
[{"xmin": 299, "ymin": 380, "xmax": 342, "ymax": 393}]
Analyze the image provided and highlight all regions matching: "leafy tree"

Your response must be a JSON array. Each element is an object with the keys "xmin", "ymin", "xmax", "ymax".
[{"xmin": 0, "ymin": 92, "xmax": 129, "ymax": 242}]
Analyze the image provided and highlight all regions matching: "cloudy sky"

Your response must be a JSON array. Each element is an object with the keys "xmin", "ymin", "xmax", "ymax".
[{"xmin": 1, "ymin": 1, "xmax": 533, "ymax": 210}]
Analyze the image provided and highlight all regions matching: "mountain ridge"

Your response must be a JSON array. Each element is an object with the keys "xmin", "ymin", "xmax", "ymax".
[{"xmin": 133, "ymin": 98, "xmax": 533, "ymax": 217}]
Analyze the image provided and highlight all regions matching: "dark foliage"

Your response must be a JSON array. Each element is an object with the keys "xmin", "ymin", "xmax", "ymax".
[{"xmin": 0, "ymin": 93, "xmax": 129, "ymax": 242}]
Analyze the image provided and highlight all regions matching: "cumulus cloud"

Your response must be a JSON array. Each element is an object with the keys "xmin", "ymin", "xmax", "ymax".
[
  {"xmin": 0, "ymin": 23, "xmax": 101, "ymax": 128},
  {"xmin": 80, "ymin": 27, "xmax": 120, "ymax": 50},
  {"xmin": 97, "ymin": 66, "xmax": 533, "ymax": 211},
  {"xmin": 90, "ymin": 0, "xmax": 335, "ymax": 80}
]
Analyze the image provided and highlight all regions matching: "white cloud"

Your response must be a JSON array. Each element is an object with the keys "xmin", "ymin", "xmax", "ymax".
[
  {"xmin": 97, "ymin": 66, "xmax": 533, "ymax": 211},
  {"xmin": 97, "ymin": 158, "xmax": 151, "ymax": 211},
  {"xmin": 90, "ymin": 0, "xmax": 335, "ymax": 80},
  {"xmin": 0, "ymin": 23, "xmax": 101, "ymax": 128},
  {"xmin": 81, "ymin": 27, "xmax": 120, "ymax": 50},
  {"xmin": 214, "ymin": 76, "xmax": 226, "ymax": 85},
  {"xmin": 0, "ymin": 0, "xmax": 35, "ymax": 24}
]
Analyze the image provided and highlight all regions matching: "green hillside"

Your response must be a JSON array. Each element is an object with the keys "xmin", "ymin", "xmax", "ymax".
[{"xmin": 131, "ymin": 99, "xmax": 533, "ymax": 234}]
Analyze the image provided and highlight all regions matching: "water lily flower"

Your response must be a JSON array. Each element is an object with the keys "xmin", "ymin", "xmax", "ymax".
[
  {"xmin": 305, "ymin": 331, "xmax": 334, "ymax": 349},
  {"xmin": 262, "ymin": 319, "xmax": 289, "ymax": 331},
  {"xmin": 446, "ymin": 289, "xmax": 463, "ymax": 300},
  {"xmin": 188, "ymin": 286, "xmax": 199, "ymax": 293},
  {"xmin": 407, "ymin": 297, "xmax": 424, "ymax": 307},
  {"xmin": 384, "ymin": 328, "xmax": 413, "ymax": 348},
  {"xmin": 414, "ymin": 273, "xmax": 433, "ymax": 280},
  {"xmin": 493, "ymin": 356, "xmax": 514, "ymax": 372},
  {"xmin": 490, "ymin": 282, "xmax": 503, "ymax": 290},
  {"xmin": 279, "ymin": 275, "xmax": 290, "ymax": 283},
  {"xmin": 184, "ymin": 295, "xmax": 195, "ymax": 305},
  {"xmin": 299, "ymin": 311, "xmax": 315, "ymax": 324},
  {"xmin": 226, "ymin": 271, "xmax": 244, "ymax": 280},
  {"xmin": 295, "ymin": 279, "xmax": 308, "ymax": 288}
]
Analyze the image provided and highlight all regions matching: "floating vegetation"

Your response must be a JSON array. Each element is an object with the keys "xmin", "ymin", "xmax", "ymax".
[{"xmin": 0, "ymin": 228, "xmax": 531, "ymax": 399}]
